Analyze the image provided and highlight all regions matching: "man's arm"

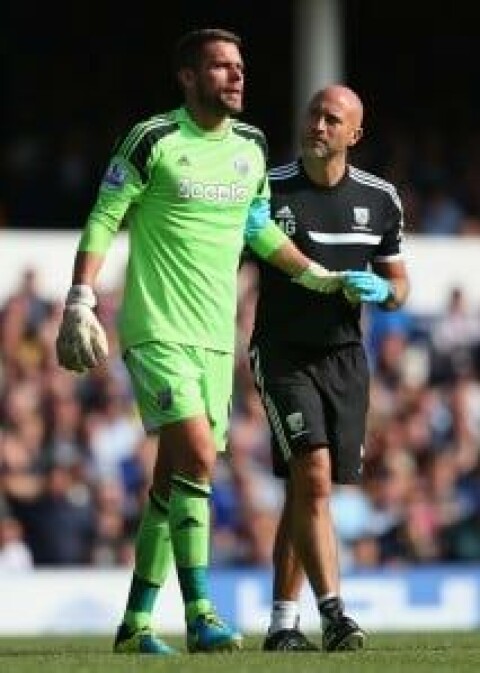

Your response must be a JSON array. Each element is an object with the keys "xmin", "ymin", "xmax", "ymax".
[
  {"xmin": 342, "ymin": 259, "xmax": 410, "ymax": 309},
  {"xmin": 244, "ymin": 200, "xmax": 343, "ymax": 293},
  {"xmin": 261, "ymin": 235, "xmax": 309, "ymax": 276},
  {"xmin": 56, "ymin": 142, "xmax": 146, "ymax": 372},
  {"xmin": 72, "ymin": 250, "xmax": 106, "ymax": 287},
  {"xmin": 56, "ymin": 179, "xmax": 133, "ymax": 372},
  {"xmin": 373, "ymin": 259, "xmax": 410, "ymax": 310},
  {"xmin": 343, "ymin": 184, "xmax": 409, "ymax": 309},
  {"xmin": 56, "ymin": 249, "xmax": 109, "ymax": 373},
  {"xmin": 56, "ymin": 222, "xmax": 120, "ymax": 373}
]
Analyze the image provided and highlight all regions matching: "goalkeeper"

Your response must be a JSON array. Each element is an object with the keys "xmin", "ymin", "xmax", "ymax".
[{"xmin": 56, "ymin": 28, "xmax": 345, "ymax": 656}]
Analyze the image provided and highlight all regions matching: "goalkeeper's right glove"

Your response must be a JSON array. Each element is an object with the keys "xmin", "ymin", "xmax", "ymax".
[
  {"xmin": 293, "ymin": 262, "xmax": 344, "ymax": 293},
  {"xmin": 56, "ymin": 285, "xmax": 109, "ymax": 373}
]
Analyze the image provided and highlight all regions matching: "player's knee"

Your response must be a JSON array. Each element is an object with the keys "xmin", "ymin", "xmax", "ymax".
[
  {"xmin": 291, "ymin": 450, "xmax": 332, "ymax": 499},
  {"xmin": 292, "ymin": 469, "xmax": 331, "ymax": 502},
  {"xmin": 175, "ymin": 448, "xmax": 217, "ymax": 483}
]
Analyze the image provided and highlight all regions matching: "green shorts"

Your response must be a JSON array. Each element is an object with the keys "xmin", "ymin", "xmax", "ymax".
[{"xmin": 124, "ymin": 341, "xmax": 234, "ymax": 452}]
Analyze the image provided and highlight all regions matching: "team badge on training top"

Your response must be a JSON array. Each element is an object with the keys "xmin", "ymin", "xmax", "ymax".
[{"xmin": 353, "ymin": 207, "xmax": 370, "ymax": 227}]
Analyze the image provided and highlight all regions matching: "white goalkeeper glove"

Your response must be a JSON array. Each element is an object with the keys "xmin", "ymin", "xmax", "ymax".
[
  {"xmin": 293, "ymin": 262, "xmax": 344, "ymax": 293},
  {"xmin": 56, "ymin": 285, "xmax": 109, "ymax": 373}
]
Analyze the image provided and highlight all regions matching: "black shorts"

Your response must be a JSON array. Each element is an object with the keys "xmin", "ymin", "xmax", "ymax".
[{"xmin": 249, "ymin": 340, "xmax": 369, "ymax": 484}]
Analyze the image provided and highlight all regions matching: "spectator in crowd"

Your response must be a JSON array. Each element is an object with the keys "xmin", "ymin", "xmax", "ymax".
[
  {"xmin": 0, "ymin": 498, "xmax": 33, "ymax": 570},
  {"xmin": 431, "ymin": 287, "xmax": 480, "ymax": 383},
  {"xmin": 13, "ymin": 454, "xmax": 95, "ymax": 565}
]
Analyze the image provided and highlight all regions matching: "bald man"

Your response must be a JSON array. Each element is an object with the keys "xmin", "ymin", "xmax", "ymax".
[{"xmin": 248, "ymin": 85, "xmax": 409, "ymax": 651}]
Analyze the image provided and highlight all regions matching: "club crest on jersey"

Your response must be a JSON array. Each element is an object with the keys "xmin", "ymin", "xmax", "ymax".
[
  {"xmin": 233, "ymin": 156, "xmax": 250, "ymax": 177},
  {"xmin": 102, "ymin": 162, "xmax": 126, "ymax": 189},
  {"xmin": 353, "ymin": 207, "xmax": 370, "ymax": 227}
]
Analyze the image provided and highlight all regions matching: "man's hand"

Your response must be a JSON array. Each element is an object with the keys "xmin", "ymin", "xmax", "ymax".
[
  {"xmin": 293, "ymin": 262, "xmax": 344, "ymax": 293},
  {"xmin": 56, "ymin": 285, "xmax": 109, "ymax": 372},
  {"xmin": 342, "ymin": 270, "xmax": 392, "ymax": 303}
]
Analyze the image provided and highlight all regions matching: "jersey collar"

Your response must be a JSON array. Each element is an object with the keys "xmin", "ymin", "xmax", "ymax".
[
  {"xmin": 178, "ymin": 106, "xmax": 232, "ymax": 140},
  {"xmin": 299, "ymin": 159, "xmax": 350, "ymax": 190}
]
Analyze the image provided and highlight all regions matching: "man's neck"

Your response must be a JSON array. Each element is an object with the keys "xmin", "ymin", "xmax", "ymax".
[
  {"xmin": 184, "ymin": 103, "xmax": 229, "ymax": 132},
  {"xmin": 302, "ymin": 155, "xmax": 347, "ymax": 188}
]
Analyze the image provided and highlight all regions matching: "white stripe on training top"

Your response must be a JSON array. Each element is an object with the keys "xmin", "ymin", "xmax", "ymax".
[{"xmin": 308, "ymin": 231, "xmax": 382, "ymax": 245}]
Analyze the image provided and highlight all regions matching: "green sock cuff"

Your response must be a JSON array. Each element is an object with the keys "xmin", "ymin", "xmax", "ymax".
[
  {"xmin": 124, "ymin": 574, "xmax": 160, "ymax": 628},
  {"xmin": 171, "ymin": 474, "xmax": 211, "ymax": 497},
  {"xmin": 124, "ymin": 609, "xmax": 153, "ymax": 631},
  {"xmin": 185, "ymin": 598, "xmax": 212, "ymax": 623}
]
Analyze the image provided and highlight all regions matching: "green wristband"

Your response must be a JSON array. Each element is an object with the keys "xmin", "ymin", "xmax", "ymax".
[{"xmin": 247, "ymin": 221, "xmax": 289, "ymax": 259}]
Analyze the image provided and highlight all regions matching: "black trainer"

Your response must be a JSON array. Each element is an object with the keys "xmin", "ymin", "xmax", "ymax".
[
  {"xmin": 263, "ymin": 628, "xmax": 318, "ymax": 651},
  {"xmin": 322, "ymin": 615, "xmax": 366, "ymax": 652}
]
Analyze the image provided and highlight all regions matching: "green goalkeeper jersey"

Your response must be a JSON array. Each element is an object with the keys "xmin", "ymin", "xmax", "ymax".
[{"xmin": 79, "ymin": 106, "xmax": 270, "ymax": 353}]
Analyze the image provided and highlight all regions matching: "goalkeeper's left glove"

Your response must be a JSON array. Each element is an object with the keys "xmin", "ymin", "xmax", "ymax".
[
  {"xmin": 294, "ymin": 262, "xmax": 344, "ymax": 293},
  {"xmin": 56, "ymin": 285, "xmax": 109, "ymax": 373},
  {"xmin": 342, "ymin": 270, "xmax": 393, "ymax": 304}
]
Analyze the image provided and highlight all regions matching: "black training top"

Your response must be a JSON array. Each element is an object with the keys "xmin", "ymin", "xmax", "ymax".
[{"xmin": 251, "ymin": 160, "xmax": 404, "ymax": 348}]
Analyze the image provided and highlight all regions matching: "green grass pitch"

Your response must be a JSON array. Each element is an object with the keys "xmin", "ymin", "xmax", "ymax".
[{"xmin": 0, "ymin": 632, "xmax": 479, "ymax": 673}]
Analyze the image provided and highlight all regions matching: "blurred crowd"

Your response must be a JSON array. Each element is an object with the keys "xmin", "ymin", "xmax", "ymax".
[
  {"xmin": 2, "ymin": 113, "xmax": 480, "ymax": 573},
  {"xmin": 1, "ymin": 263, "xmax": 480, "ymax": 573},
  {"xmin": 3, "ymin": 121, "xmax": 480, "ymax": 236}
]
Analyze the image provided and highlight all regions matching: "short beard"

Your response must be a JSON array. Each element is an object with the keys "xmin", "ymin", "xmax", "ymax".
[
  {"xmin": 302, "ymin": 144, "xmax": 329, "ymax": 160},
  {"xmin": 198, "ymin": 90, "xmax": 242, "ymax": 117}
]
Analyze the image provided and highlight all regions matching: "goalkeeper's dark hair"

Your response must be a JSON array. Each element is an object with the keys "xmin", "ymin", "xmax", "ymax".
[{"xmin": 173, "ymin": 28, "xmax": 242, "ymax": 73}]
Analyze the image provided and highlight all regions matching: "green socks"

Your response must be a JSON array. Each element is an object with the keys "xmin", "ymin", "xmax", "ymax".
[
  {"xmin": 124, "ymin": 490, "xmax": 173, "ymax": 630},
  {"xmin": 123, "ymin": 476, "xmax": 215, "ymax": 629},
  {"xmin": 124, "ymin": 575, "xmax": 160, "ymax": 630},
  {"xmin": 169, "ymin": 474, "xmax": 212, "ymax": 622}
]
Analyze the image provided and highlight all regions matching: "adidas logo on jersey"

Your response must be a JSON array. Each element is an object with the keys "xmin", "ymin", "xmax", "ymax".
[{"xmin": 275, "ymin": 205, "xmax": 294, "ymax": 218}]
